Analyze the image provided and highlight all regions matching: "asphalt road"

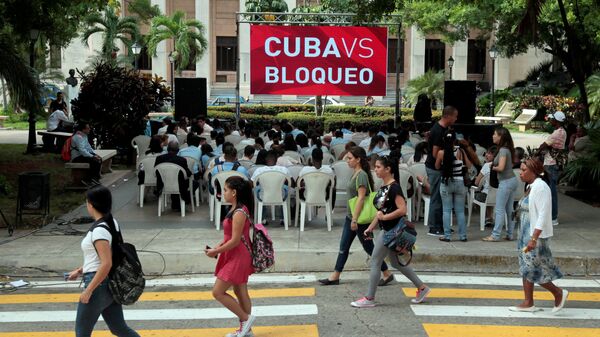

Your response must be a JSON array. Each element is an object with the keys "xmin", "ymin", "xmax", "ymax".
[{"xmin": 2, "ymin": 271, "xmax": 600, "ymax": 337}]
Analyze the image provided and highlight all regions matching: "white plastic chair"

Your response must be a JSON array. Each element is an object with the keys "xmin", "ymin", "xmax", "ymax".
[
  {"xmin": 408, "ymin": 163, "xmax": 427, "ymax": 221},
  {"xmin": 210, "ymin": 170, "xmax": 247, "ymax": 230},
  {"xmin": 286, "ymin": 164, "xmax": 304, "ymax": 185},
  {"xmin": 332, "ymin": 160, "xmax": 354, "ymax": 207},
  {"xmin": 248, "ymin": 165, "xmax": 265, "ymax": 177},
  {"xmin": 330, "ymin": 144, "xmax": 346, "ymax": 158},
  {"xmin": 131, "ymin": 135, "xmax": 151, "ymax": 172},
  {"xmin": 254, "ymin": 171, "xmax": 291, "ymax": 230},
  {"xmin": 468, "ymin": 186, "xmax": 498, "ymax": 231},
  {"xmin": 513, "ymin": 169, "xmax": 526, "ymax": 201},
  {"xmin": 309, "ymin": 152, "xmax": 335, "ymax": 166},
  {"xmin": 238, "ymin": 159, "xmax": 254, "ymax": 170},
  {"xmin": 138, "ymin": 156, "xmax": 157, "ymax": 208},
  {"xmin": 155, "ymin": 163, "xmax": 192, "ymax": 217},
  {"xmin": 398, "ymin": 168, "xmax": 415, "ymax": 221},
  {"xmin": 177, "ymin": 133, "xmax": 187, "ymax": 145},
  {"xmin": 371, "ymin": 170, "xmax": 384, "ymax": 190},
  {"xmin": 295, "ymin": 172, "xmax": 335, "ymax": 231},
  {"xmin": 284, "ymin": 150, "xmax": 304, "ymax": 164},
  {"xmin": 182, "ymin": 156, "xmax": 202, "ymax": 206}
]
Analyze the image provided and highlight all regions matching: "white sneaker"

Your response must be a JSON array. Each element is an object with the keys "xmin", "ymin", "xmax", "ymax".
[
  {"xmin": 238, "ymin": 315, "xmax": 256, "ymax": 337},
  {"xmin": 351, "ymin": 296, "xmax": 376, "ymax": 308},
  {"xmin": 225, "ymin": 330, "xmax": 254, "ymax": 337},
  {"xmin": 552, "ymin": 219, "xmax": 559, "ymax": 226},
  {"xmin": 411, "ymin": 286, "xmax": 431, "ymax": 304}
]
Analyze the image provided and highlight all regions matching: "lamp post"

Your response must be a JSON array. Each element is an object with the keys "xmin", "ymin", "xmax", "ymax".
[
  {"xmin": 447, "ymin": 56, "xmax": 454, "ymax": 80},
  {"xmin": 168, "ymin": 51, "xmax": 175, "ymax": 109},
  {"xmin": 26, "ymin": 29, "xmax": 40, "ymax": 154},
  {"xmin": 489, "ymin": 44, "xmax": 499, "ymax": 116},
  {"xmin": 132, "ymin": 42, "xmax": 142, "ymax": 70}
]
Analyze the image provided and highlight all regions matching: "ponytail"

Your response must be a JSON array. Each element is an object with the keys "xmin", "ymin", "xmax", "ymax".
[
  {"xmin": 349, "ymin": 146, "xmax": 374, "ymax": 189},
  {"xmin": 225, "ymin": 176, "xmax": 254, "ymax": 217}
]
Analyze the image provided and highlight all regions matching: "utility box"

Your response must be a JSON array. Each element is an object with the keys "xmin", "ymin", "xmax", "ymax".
[{"xmin": 16, "ymin": 171, "xmax": 50, "ymax": 226}]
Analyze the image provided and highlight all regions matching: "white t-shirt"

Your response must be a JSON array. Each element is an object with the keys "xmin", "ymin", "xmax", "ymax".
[
  {"xmin": 81, "ymin": 220, "xmax": 120, "ymax": 273},
  {"xmin": 251, "ymin": 165, "xmax": 289, "ymax": 182},
  {"xmin": 157, "ymin": 125, "xmax": 168, "ymax": 135},
  {"xmin": 359, "ymin": 137, "xmax": 372, "ymax": 149},
  {"xmin": 299, "ymin": 165, "xmax": 334, "ymax": 177},
  {"xmin": 47, "ymin": 110, "xmax": 69, "ymax": 131},
  {"xmin": 479, "ymin": 162, "xmax": 491, "ymax": 194}
]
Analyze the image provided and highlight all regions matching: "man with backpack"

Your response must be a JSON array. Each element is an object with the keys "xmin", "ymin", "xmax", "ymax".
[{"xmin": 71, "ymin": 122, "xmax": 102, "ymax": 186}]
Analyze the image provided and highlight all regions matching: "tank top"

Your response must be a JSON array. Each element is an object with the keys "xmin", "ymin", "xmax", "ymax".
[{"xmin": 451, "ymin": 146, "xmax": 464, "ymax": 179}]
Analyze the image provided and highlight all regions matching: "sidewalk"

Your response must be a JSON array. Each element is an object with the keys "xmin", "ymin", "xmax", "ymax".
[{"xmin": 1, "ymin": 170, "xmax": 599, "ymax": 278}]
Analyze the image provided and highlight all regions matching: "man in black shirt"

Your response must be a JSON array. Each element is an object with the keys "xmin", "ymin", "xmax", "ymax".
[
  {"xmin": 155, "ymin": 141, "xmax": 194, "ymax": 210},
  {"xmin": 425, "ymin": 106, "xmax": 458, "ymax": 236}
]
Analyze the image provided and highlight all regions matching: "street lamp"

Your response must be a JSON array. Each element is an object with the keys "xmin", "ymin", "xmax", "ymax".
[
  {"xmin": 447, "ymin": 56, "xmax": 454, "ymax": 80},
  {"xmin": 132, "ymin": 41, "xmax": 142, "ymax": 70},
  {"xmin": 168, "ymin": 51, "xmax": 176, "ymax": 109},
  {"xmin": 26, "ymin": 28, "xmax": 41, "ymax": 154},
  {"xmin": 489, "ymin": 44, "xmax": 499, "ymax": 116}
]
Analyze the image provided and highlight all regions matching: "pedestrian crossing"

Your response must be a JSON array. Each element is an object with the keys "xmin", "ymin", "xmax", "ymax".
[{"xmin": 395, "ymin": 273, "xmax": 600, "ymax": 337}]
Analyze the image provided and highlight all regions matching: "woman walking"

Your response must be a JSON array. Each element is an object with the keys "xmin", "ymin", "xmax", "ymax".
[
  {"xmin": 483, "ymin": 127, "xmax": 518, "ymax": 241},
  {"xmin": 67, "ymin": 185, "xmax": 139, "ymax": 337},
  {"xmin": 319, "ymin": 147, "xmax": 394, "ymax": 286},
  {"xmin": 205, "ymin": 176, "xmax": 256, "ymax": 337},
  {"xmin": 509, "ymin": 158, "xmax": 568, "ymax": 313},
  {"xmin": 435, "ymin": 130, "xmax": 471, "ymax": 242},
  {"xmin": 351, "ymin": 155, "xmax": 431, "ymax": 308}
]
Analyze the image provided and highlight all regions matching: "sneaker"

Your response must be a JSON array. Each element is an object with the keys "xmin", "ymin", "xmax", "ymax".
[
  {"xmin": 552, "ymin": 219, "xmax": 559, "ymax": 226},
  {"xmin": 427, "ymin": 230, "xmax": 443, "ymax": 237},
  {"xmin": 351, "ymin": 296, "xmax": 376, "ymax": 308},
  {"xmin": 225, "ymin": 328, "xmax": 254, "ymax": 337},
  {"xmin": 238, "ymin": 315, "xmax": 256, "ymax": 337},
  {"xmin": 411, "ymin": 286, "xmax": 431, "ymax": 304}
]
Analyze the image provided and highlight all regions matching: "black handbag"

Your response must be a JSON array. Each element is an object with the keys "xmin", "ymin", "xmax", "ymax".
[
  {"xmin": 382, "ymin": 217, "xmax": 417, "ymax": 266},
  {"xmin": 489, "ymin": 170, "xmax": 499, "ymax": 188}
]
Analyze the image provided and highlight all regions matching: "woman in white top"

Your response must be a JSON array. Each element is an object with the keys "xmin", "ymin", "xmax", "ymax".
[
  {"xmin": 509, "ymin": 158, "xmax": 568, "ymax": 313},
  {"xmin": 67, "ymin": 185, "xmax": 139, "ymax": 337}
]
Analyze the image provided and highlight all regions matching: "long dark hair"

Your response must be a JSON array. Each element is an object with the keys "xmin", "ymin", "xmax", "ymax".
[
  {"xmin": 494, "ymin": 126, "xmax": 516, "ymax": 160},
  {"xmin": 146, "ymin": 136, "xmax": 163, "ymax": 154},
  {"xmin": 225, "ymin": 176, "xmax": 254, "ymax": 216},
  {"xmin": 413, "ymin": 141, "xmax": 428, "ymax": 162},
  {"xmin": 441, "ymin": 129, "xmax": 458, "ymax": 183},
  {"xmin": 348, "ymin": 146, "xmax": 374, "ymax": 190},
  {"xmin": 376, "ymin": 154, "xmax": 400, "ymax": 183},
  {"xmin": 86, "ymin": 185, "xmax": 117, "ymax": 231}
]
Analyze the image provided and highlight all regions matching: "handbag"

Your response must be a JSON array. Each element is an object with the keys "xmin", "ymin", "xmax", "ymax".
[
  {"xmin": 348, "ymin": 173, "xmax": 377, "ymax": 224},
  {"xmin": 489, "ymin": 169, "xmax": 499, "ymax": 188},
  {"xmin": 383, "ymin": 217, "xmax": 417, "ymax": 266}
]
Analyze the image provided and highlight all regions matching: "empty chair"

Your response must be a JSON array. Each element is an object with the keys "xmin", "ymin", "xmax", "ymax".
[
  {"xmin": 155, "ymin": 163, "xmax": 193, "ymax": 217},
  {"xmin": 138, "ymin": 156, "xmax": 157, "ymax": 208},
  {"xmin": 210, "ymin": 170, "xmax": 248, "ymax": 230},
  {"xmin": 131, "ymin": 135, "xmax": 151, "ymax": 172},
  {"xmin": 254, "ymin": 171, "xmax": 292, "ymax": 230},
  {"xmin": 332, "ymin": 160, "xmax": 354, "ymax": 207},
  {"xmin": 295, "ymin": 172, "xmax": 335, "ymax": 231},
  {"xmin": 468, "ymin": 186, "xmax": 499, "ymax": 231}
]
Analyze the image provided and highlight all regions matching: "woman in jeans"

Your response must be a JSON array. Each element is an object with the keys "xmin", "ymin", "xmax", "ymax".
[
  {"xmin": 483, "ymin": 127, "xmax": 518, "ymax": 242},
  {"xmin": 435, "ymin": 130, "xmax": 471, "ymax": 242},
  {"xmin": 67, "ymin": 185, "xmax": 139, "ymax": 337},
  {"xmin": 319, "ymin": 147, "xmax": 394, "ymax": 286},
  {"xmin": 351, "ymin": 155, "xmax": 431, "ymax": 308}
]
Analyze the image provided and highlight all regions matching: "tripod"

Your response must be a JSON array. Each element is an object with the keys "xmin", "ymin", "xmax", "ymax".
[{"xmin": 0, "ymin": 207, "xmax": 12, "ymax": 236}]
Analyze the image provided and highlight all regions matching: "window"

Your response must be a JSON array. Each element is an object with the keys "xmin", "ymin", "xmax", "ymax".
[
  {"xmin": 49, "ymin": 44, "xmax": 61, "ymax": 69},
  {"xmin": 425, "ymin": 39, "xmax": 445, "ymax": 72},
  {"xmin": 217, "ymin": 36, "xmax": 237, "ymax": 71},
  {"xmin": 468, "ymin": 39, "xmax": 486, "ymax": 74},
  {"xmin": 387, "ymin": 38, "xmax": 404, "ymax": 73}
]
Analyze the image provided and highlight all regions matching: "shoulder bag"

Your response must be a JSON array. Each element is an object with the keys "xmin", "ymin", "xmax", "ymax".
[{"xmin": 348, "ymin": 172, "xmax": 377, "ymax": 224}]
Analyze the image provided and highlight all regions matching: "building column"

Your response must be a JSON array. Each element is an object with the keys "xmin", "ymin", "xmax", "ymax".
[
  {"xmin": 196, "ymin": 0, "xmax": 211, "ymax": 97},
  {"xmin": 495, "ymin": 55, "xmax": 510, "ymax": 90},
  {"xmin": 452, "ymin": 40, "xmax": 468, "ymax": 80},
  {"xmin": 151, "ymin": 0, "xmax": 168, "ymax": 82},
  {"xmin": 409, "ymin": 25, "xmax": 425, "ymax": 80},
  {"xmin": 239, "ymin": 0, "xmax": 251, "ymax": 99}
]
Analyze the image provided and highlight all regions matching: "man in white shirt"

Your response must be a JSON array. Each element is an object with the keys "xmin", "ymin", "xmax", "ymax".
[
  {"xmin": 251, "ymin": 150, "xmax": 290, "ymax": 214},
  {"xmin": 359, "ymin": 126, "xmax": 378, "ymax": 149},
  {"xmin": 298, "ymin": 148, "xmax": 336, "ymax": 206},
  {"xmin": 157, "ymin": 117, "xmax": 172, "ymax": 135}
]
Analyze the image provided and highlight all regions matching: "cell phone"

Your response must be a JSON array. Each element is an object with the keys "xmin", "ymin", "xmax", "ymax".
[
  {"xmin": 205, "ymin": 245, "xmax": 218, "ymax": 259},
  {"xmin": 364, "ymin": 231, "xmax": 374, "ymax": 239}
]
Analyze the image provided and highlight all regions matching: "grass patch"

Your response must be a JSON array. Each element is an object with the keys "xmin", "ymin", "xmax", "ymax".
[
  {"xmin": 0, "ymin": 144, "xmax": 84, "ymax": 228},
  {"xmin": 3, "ymin": 121, "xmax": 46, "ymax": 130},
  {"xmin": 505, "ymin": 123, "xmax": 547, "ymax": 134}
]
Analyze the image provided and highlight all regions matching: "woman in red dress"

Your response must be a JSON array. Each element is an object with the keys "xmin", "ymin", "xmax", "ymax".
[{"xmin": 205, "ymin": 176, "xmax": 256, "ymax": 337}]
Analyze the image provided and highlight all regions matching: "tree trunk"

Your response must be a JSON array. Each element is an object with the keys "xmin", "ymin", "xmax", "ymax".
[
  {"xmin": 315, "ymin": 95, "xmax": 323, "ymax": 117},
  {"xmin": 0, "ymin": 77, "xmax": 7, "ymax": 109}
]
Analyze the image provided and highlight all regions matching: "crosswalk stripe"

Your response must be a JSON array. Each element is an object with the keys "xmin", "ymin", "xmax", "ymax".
[
  {"xmin": 0, "ymin": 324, "xmax": 319, "ymax": 337},
  {"xmin": 0, "ymin": 287, "xmax": 315, "ymax": 304},
  {"xmin": 0, "ymin": 304, "xmax": 318, "ymax": 323},
  {"xmin": 402, "ymin": 288, "xmax": 600, "ymax": 302},
  {"xmin": 28, "ymin": 274, "xmax": 317, "ymax": 289},
  {"xmin": 394, "ymin": 274, "xmax": 600, "ymax": 288},
  {"xmin": 423, "ymin": 324, "xmax": 600, "ymax": 337},
  {"xmin": 411, "ymin": 305, "xmax": 600, "ymax": 320}
]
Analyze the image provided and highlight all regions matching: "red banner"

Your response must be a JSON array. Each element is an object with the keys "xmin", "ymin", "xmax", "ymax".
[{"xmin": 250, "ymin": 25, "xmax": 388, "ymax": 96}]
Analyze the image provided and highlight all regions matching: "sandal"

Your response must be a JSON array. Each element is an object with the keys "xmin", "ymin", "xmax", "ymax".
[{"xmin": 482, "ymin": 236, "xmax": 500, "ymax": 242}]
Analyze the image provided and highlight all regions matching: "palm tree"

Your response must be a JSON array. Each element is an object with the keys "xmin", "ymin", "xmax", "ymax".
[
  {"xmin": 405, "ymin": 70, "xmax": 445, "ymax": 109},
  {"xmin": 81, "ymin": 6, "xmax": 139, "ymax": 63},
  {"xmin": 245, "ymin": 0, "xmax": 289, "ymax": 12},
  {"xmin": 146, "ymin": 11, "xmax": 208, "ymax": 72}
]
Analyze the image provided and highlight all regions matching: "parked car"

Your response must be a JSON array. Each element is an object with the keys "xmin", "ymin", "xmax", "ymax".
[
  {"xmin": 302, "ymin": 96, "xmax": 346, "ymax": 106},
  {"xmin": 39, "ymin": 82, "xmax": 61, "ymax": 107},
  {"xmin": 208, "ymin": 95, "xmax": 249, "ymax": 106}
]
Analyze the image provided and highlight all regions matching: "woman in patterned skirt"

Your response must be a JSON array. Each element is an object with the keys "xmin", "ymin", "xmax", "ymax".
[{"xmin": 509, "ymin": 158, "xmax": 568, "ymax": 313}]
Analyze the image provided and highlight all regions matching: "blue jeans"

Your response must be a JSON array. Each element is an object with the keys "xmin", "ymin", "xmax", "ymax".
[
  {"xmin": 75, "ymin": 272, "xmax": 140, "ymax": 337},
  {"xmin": 440, "ymin": 179, "xmax": 467, "ymax": 240},
  {"xmin": 544, "ymin": 164, "xmax": 559, "ymax": 221},
  {"xmin": 334, "ymin": 216, "xmax": 388, "ymax": 273},
  {"xmin": 492, "ymin": 176, "xmax": 517, "ymax": 240},
  {"xmin": 426, "ymin": 168, "xmax": 443, "ymax": 232}
]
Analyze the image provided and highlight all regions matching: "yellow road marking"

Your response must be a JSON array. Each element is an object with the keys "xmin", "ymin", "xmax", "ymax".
[
  {"xmin": 0, "ymin": 325, "xmax": 319, "ymax": 337},
  {"xmin": 402, "ymin": 288, "xmax": 600, "ymax": 301},
  {"xmin": 0, "ymin": 288, "xmax": 315, "ymax": 304},
  {"xmin": 424, "ymin": 324, "xmax": 600, "ymax": 337}
]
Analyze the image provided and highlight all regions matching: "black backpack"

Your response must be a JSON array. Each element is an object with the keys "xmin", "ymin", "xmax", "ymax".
[{"xmin": 91, "ymin": 218, "xmax": 145, "ymax": 305}]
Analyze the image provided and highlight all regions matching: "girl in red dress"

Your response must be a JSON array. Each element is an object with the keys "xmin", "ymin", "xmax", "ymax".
[{"xmin": 205, "ymin": 176, "xmax": 256, "ymax": 337}]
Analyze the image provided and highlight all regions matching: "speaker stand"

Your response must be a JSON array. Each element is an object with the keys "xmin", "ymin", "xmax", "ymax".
[{"xmin": 0, "ymin": 207, "xmax": 13, "ymax": 236}]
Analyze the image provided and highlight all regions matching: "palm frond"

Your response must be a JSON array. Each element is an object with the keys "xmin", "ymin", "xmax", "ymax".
[
  {"xmin": 586, "ymin": 74, "xmax": 600, "ymax": 117},
  {"xmin": 0, "ymin": 39, "xmax": 41, "ymax": 117}
]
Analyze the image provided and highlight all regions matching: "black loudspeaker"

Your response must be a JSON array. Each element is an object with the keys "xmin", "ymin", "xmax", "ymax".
[
  {"xmin": 452, "ymin": 123, "xmax": 499, "ymax": 149},
  {"xmin": 16, "ymin": 171, "xmax": 50, "ymax": 225},
  {"xmin": 444, "ymin": 80, "xmax": 476, "ymax": 125},
  {"xmin": 175, "ymin": 78, "xmax": 207, "ymax": 120}
]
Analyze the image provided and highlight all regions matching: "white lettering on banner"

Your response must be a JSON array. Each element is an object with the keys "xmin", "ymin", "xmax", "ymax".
[
  {"xmin": 265, "ymin": 37, "xmax": 281, "ymax": 57},
  {"xmin": 265, "ymin": 67, "xmax": 375, "ymax": 85},
  {"xmin": 284, "ymin": 37, "xmax": 301, "ymax": 57},
  {"xmin": 341, "ymin": 39, "xmax": 358, "ymax": 58},
  {"xmin": 322, "ymin": 38, "xmax": 341, "ymax": 58},
  {"xmin": 305, "ymin": 38, "xmax": 321, "ymax": 57},
  {"xmin": 358, "ymin": 38, "xmax": 374, "ymax": 58}
]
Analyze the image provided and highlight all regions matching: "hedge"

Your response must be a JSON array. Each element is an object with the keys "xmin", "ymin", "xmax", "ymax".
[{"xmin": 207, "ymin": 104, "xmax": 434, "ymax": 118}]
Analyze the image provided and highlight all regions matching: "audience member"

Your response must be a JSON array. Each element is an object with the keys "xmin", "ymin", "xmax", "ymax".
[
  {"xmin": 71, "ymin": 122, "xmax": 102, "ymax": 186},
  {"xmin": 155, "ymin": 141, "xmax": 194, "ymax": 210}
]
